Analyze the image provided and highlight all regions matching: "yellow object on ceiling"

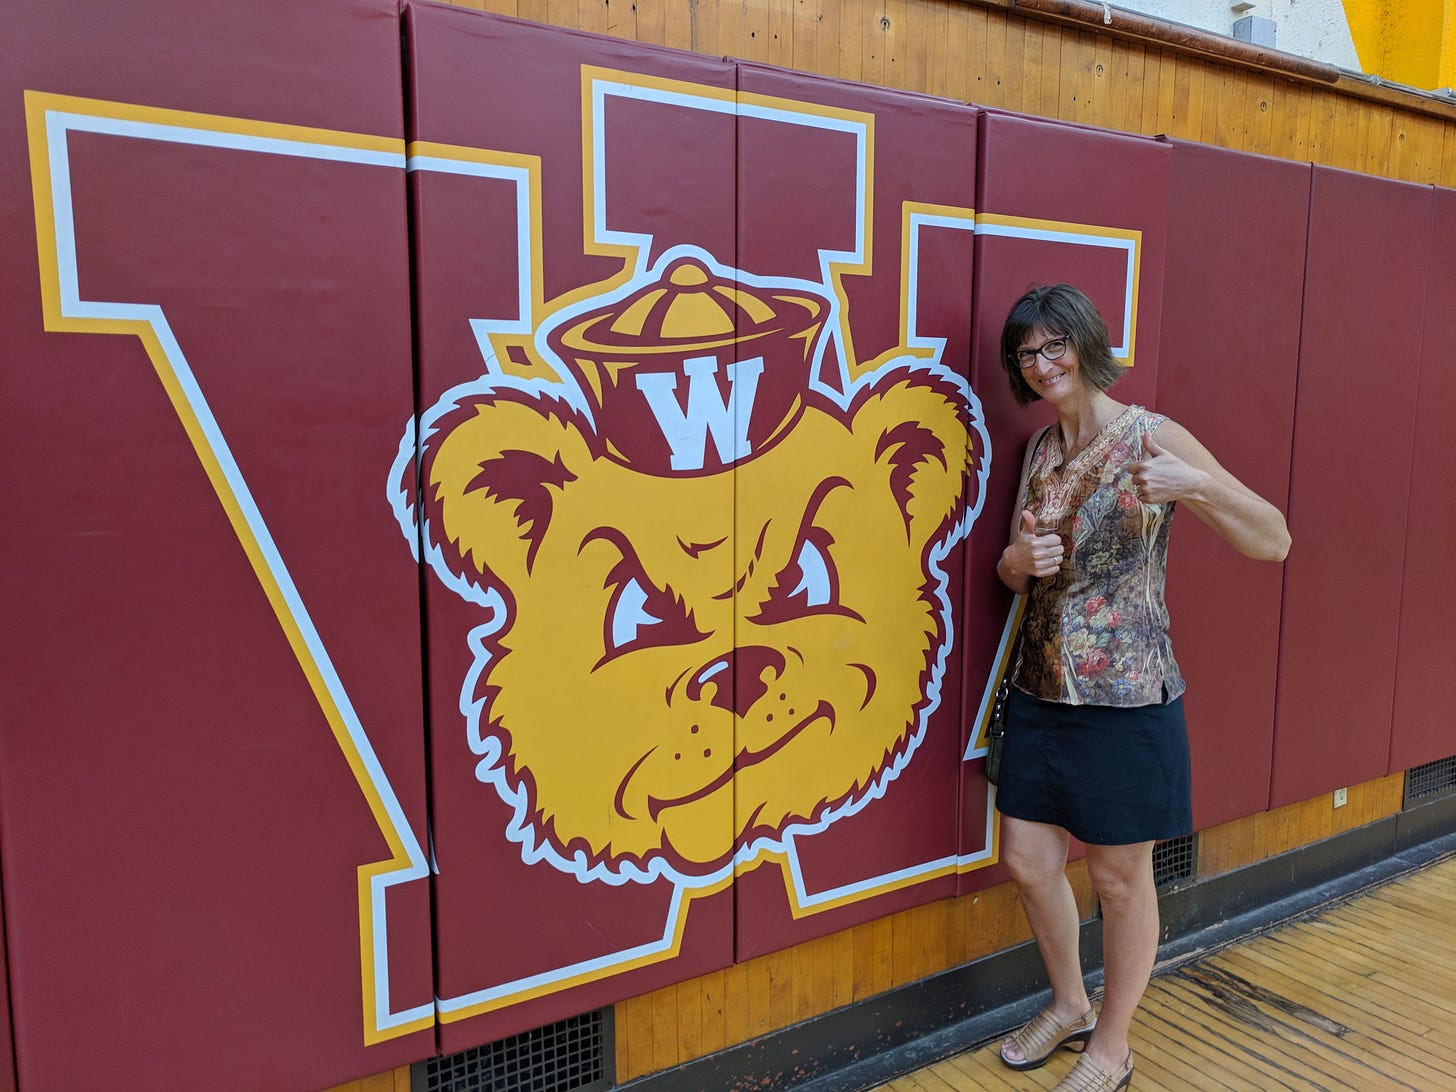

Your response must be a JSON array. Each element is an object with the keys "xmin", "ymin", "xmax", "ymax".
[{"xmin": 1342, "ymin": 0, "xmax": 1456, "ymax": 89}]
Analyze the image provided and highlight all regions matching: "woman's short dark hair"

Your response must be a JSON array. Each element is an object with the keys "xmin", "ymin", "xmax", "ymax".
[{"xmin": 999, "ymin": 283, "xmax": 1126, "ymax": 406}]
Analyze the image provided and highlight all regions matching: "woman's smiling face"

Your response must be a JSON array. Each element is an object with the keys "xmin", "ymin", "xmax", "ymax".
[{"xmin": 1017, "ymin": 327, "xmax": 1083, "ymax": 403}]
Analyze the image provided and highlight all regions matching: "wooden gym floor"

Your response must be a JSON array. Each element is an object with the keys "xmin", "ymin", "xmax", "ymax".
[{"xmin": 870, "ymin": 853, "xmax": 1456, "ymax": 1091}]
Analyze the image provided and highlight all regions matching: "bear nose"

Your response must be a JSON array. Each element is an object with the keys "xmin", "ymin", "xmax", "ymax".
[{"xmin": 689, "ymin": 646, "xmax": 786, "ymax": 717}]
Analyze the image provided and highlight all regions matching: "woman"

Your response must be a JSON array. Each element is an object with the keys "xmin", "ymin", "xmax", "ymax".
[{"xmin": 992, "ymin": 284, "xmax": 1289, "ymax": 1091}]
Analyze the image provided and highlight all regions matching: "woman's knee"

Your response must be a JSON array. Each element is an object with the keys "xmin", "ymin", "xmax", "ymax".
[
  {"xmin": 1002, "ymin": 819, "xmax": 1071, "ymax": 887},
  {"xmin": 1085, "ymin": 843, "xmax": 1154, "ymax": 904}
]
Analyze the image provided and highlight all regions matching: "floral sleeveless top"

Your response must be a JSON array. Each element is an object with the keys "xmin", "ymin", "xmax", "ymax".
[{"xmin": 1014, "ymin": 405, "xmax": 1185, "ymax": 707}]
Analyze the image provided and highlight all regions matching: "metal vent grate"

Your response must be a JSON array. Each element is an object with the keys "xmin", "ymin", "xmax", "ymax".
[
  {"xmin": 1406, "ymin": 754, "xmax": 1456, "ymax": 807},
  {"xmin": 413, "ymin": 1010, "xmax": 612, "ymax": 1092},
  {"xmin": 1152, "ymin": 834, "xmax": 1196, "ymax": 890}
]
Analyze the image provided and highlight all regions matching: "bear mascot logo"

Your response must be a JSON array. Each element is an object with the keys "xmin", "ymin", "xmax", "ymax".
[{"xmin": 393, "ymin": 245, "xmax": 986, "ymax": 887}]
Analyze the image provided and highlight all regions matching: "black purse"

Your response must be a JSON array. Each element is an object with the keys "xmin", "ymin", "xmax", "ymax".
[{"xmin": 984, "ymin": 675, "xmax": 1011, "ymax": 786}]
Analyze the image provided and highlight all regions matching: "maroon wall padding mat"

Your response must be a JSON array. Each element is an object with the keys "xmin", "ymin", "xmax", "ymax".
[
  {"xmin": 730, "ymin": 64, "xmax": 981, "ymax": 961},
  {"xmin": 402, "ymin": 6, "xmax": 742, "ymax": 1050},
  {"xmin": 962, "ymin": 111, "xmax": 1169, "ymax": 888},
  {"xmin": 1390, "ymin": 185, "xmax": 1456, "ymax": 773},
  {"xmin": 0, "ymin": 872, "xmax": 12, "ymax": 1092},
  {"xmin": 0, "ymin": 1, "xmax": 434, "ymax": 1088},
  {"xmin": 1158, "ymin": 141, "xmax": 1305, "ymax": 829},
  {"xmin": 1271, "ymin": 167, "xmax": 1433, "ymax": 808}
]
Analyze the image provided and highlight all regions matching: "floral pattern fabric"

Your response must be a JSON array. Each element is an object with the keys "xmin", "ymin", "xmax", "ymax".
[{"xmin": 1014, "ymin": 405, "xmax": 1185, "ymax": 707}]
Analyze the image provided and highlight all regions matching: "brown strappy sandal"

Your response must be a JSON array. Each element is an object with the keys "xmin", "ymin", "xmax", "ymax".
[
  {"xmin": 998, "ymin": 1005, "xmax": 1097, "ymax": 1071},
  {"xmin": 1052, "ymin": 1048, "xmax": 1134, "ymax": 1091}
]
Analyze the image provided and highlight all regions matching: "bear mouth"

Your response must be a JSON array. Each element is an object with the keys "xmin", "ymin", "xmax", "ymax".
[{"xmin": 616, "ymin": 700, "xmax": 835, "ymax": 824}]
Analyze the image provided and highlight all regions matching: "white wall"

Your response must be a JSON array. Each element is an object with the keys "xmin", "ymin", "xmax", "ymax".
[{"xmin": 1117, "ymin": 1, "xmax": 1362, "ymax": 71}]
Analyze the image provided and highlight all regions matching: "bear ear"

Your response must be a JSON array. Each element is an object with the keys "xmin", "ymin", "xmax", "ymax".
[
  {"xmin": 418, "ymin": 389, "xmax": 599, "ymax": 593},
  {"xmin": 850, "ymin": 371, "xmax": 981, "ymax": 546}
]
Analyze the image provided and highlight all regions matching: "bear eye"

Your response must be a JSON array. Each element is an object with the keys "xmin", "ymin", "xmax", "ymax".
[
  {"xmin": 748, "ymin": 526, "xmax": 862, "ymax": 625},
  {"xmin": 789, "ymin": 537, "xmax": 832, "ymax": 607},
  {"xmin": 609, "ymin": 577, "xmax": 661, "ymax": 650},
  {"xmin": 599, "ymin": 557, "xmax": 706, "ymax": 666}
]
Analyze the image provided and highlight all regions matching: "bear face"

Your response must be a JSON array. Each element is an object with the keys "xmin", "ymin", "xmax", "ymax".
[{"xmin": 414, "ymin": 366, "xmax": 980, "ymax": 882}]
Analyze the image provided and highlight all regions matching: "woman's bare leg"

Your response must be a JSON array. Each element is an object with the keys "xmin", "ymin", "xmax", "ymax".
[
  {"xmin": 1081, "ymin": 840, "xmax": 1158, "ymax": 1070},
  {"xmin": 999, "ymin": 816, "xmax": 1092, "ymax": 1063}
]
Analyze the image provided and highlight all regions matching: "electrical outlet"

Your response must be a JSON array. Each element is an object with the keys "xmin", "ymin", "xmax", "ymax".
[{"xmin": 1333, "ymin": 787, "xmax": 1348, "ymax": 808}]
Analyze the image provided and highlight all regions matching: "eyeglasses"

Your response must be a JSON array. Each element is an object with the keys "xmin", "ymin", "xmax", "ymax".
[{"xmin": 1011, "ymin": 336, "xmax": 1070, "ymax": 369}]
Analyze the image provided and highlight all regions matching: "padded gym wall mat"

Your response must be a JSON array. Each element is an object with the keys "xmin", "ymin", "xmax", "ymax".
[
  {"xmin": 961, "ymin": 110, "xmax": 1170, "ymax": 889},
  {"xmin": 0, "ymin": 1, "xmax": 434, "ymax": 1087},
  {"xmin": 1158, "ymin": 140, "xmax": 1305, "ymax": 829},
  {"xmin": 1390, "ymin": 185, "xmax": 1456, "ymax": 774},
  {"xmin": 400, "ymin": 4, "xmax": 743, "ymax": 1050},
  {"xmin": 1271, "ymin": 166, "xmax": 1432, "ymax": 808},
  {"xmin": 730, "ymin": 62, "xmax": 983, "ymax": 961}
]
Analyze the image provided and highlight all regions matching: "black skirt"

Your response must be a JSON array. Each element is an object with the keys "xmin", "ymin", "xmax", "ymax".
[{"xmin": 994, "ymin": 686, "xmax": 1193, "ymax": 846}]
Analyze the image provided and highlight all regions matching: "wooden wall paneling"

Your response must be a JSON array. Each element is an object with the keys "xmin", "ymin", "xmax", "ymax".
[
  {"xmin": 1390, "ymin": 186, "xmax": 1456, "ymax": 773},
  {"xmin": 1217, "ymin": 70, "xmax": 1249, "ymax": 149},
  {"xmin": 696, "ymin": 968, "xmax": 727, "ymax": 1055},
  {"xmin": 1392, "ymin": 114, "xmax": 1444, "ymax": 183},
  {"xmin": 898, "ymin": 0, "xmax": 930, "ymax": 94},
  {"xmin": 1307, "ymin": 90, "xmax": 1341, "ymax": 167},
  {"xmin": 773, "ymin": 0, "xmax": 799, "ymax": 67},
  {"xmin": 886, "ymin": 0, "xmax": 912, "ymax": 90},
  {"xmin": 1198, "ymin": 66, "xmax": 1226, "ymax": 145},
  {"xmin": 1168, "ymin": 53, "xmax": 1203, "ymax": 140},
  {"xmin": 1365, "ymin": 104, "xmax": 1395, "ymax": 176},
  {"xmin": 1265, "ymin": 77, "xmax": 1301, "ymax": 159},
  {"xmin": 860, "ymin": 0, "xmax": 886, "ymax": 87},
  {"xmin": 1114, "ymin": 40, "xmax": 1148, "ymax": 134},
  {"xmin": 850, "ymin": 920, "xmax": 880, "ymax": 1000},
  {"xmin": 792, "ymin": 0, "xmax": 823, "ymax": 77},
  {"xmin": 837, "ymin": 0, "xmax": 867, "ymax": 83},
  {"xmin": 999, "ymin": 11, "xmax": 1029, "ymax": 111},
  {"xmin": 615, "ymin": 992, "xmax": 651, "ymax": 1083},
  {"xmin": 1144, "ymin": 47, "xmax": 1174, "ymax": 136},
  {"xmin": 676, "ymin": 975, "xmax": 705, "ymax": 1065},
  {"xmin": 1157, "ymin": 140, "xmax": 1307, "ymax": 830},
  {"xmin": 1291, "ymin": 83, "xmax": 1317, "ymax": 162},
  {"xmin": 324, "ymin": 1067, "xmax": 413, "ymax": 1092},
  {"xmin": 723, "ymin": 960, "xmax": 751, "ymax": 1044},
  {"xmin": 871, "ymin": 916, "xmax": 896, "ymax": 995},
  {"xmin": 635, "ymin": 0, "xmax": 666, "ymax": 46},
  {"xmin": 922, "ymin": 0, "xmax": 953, "ymax": 99},
  {"xmin": 982, "ymin": 10, "xmax": 1009, "ymax": 107},
  {"xmin": 1058, "ymin": 25, "xmax": 1087, "ymax": 120},
  {"xmin": 576, "ymin": 0, "xmax": 610, "ymax": 37},
  {"xmin": 650, "ymin": 984, "xmax": 681, "ymax": 1071},
  {"xmin": 1343, "ymin": 100, "xmax": 1373, "ymax": 172},
  {"xmin": 736, "ymin": 0, "xmax": 770, "ymax": 63},
  {"xmin": 831, "ymin": 928, "xmax": 856, "ymax": 1008},
  {"xmin": 1198, "ymin": 774, "xmax": 1405, "ymax": 878},
  {"xmin": 959, "ymin": 3, "xmax": 990, "ymax": 105},
  {"xmin": 1028, "ymin": 21, "xmax": 1065, "ymax": 118},
  {"xmin": 1270, "ymin": 168, "xmax": 1433, "ymax": 809},
  {"xmin": 547, "ymin": 0, "xmax": 577, "ymax": 31},
  {"xmin": 1089, "ymin": 32, "xmax": 1116, "ymax": 128},
  {"xmin": 939, "ymin": 0, "xmax": 970, "ymax": 103},
  {"xmin": 767, "ymin": 943, "xmax": 802, "ymax": 1029},
  {"xmin": 719, "ymin": 0, "xmax": 751, "ymax": 58},
  {"xmin": 1246, "ymin": 73, "xmax": 1275, "ymax": 151}
]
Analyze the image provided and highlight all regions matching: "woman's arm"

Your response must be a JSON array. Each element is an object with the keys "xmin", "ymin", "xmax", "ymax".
[
  {"xmin": 1132, "ymin": 419, "xmax": 1291, "ymax": 561},
  {"xmin": 997, "ymin": 426, "xmax": 1065, "ymax": 594}
]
